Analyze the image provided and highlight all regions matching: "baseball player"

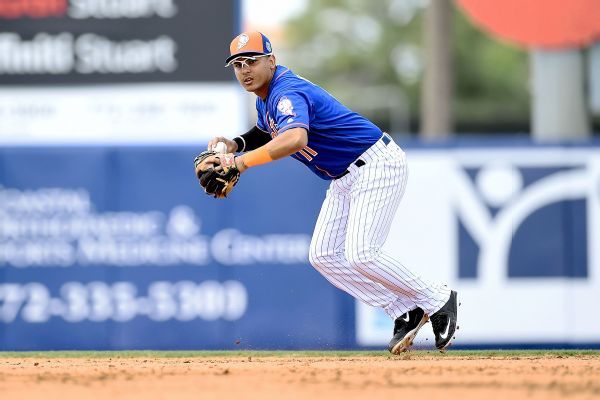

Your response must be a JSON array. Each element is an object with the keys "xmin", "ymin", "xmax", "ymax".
[{"xmin": 200, "ymin": 31, "xmax": 458, "ymax": 353}]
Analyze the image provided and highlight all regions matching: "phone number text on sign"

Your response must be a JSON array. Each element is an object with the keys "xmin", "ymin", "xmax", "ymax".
[{"xmin": 0, "ymin": 280, "xmax": 247, "ymax": 323}]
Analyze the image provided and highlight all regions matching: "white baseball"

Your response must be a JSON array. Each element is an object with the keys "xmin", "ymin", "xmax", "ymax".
[{"xmin": 214, "ymin": 142, "xmax": 227, "ymax": 153}]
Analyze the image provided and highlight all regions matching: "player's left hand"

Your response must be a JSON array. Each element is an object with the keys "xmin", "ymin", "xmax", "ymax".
[
  {"xmin": 194, "ymin": 151, "xmax": 240, "ymax": 199},
  {"xmin": 194, "ymin": 152, "xmax": 218, "ymax": 175}
]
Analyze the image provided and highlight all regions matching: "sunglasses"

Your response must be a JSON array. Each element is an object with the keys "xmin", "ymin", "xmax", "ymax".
[{"xmin": 226, "ymin": 54, "xmax": 271, "ymax": 69}]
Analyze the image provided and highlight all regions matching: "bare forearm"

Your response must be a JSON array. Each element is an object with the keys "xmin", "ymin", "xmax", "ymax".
[
  {"xmin": 264, "ymin": 128, "xmax": 307, "ymax": 159},
  {"xmin": 236, "ymin": 128, "xmax": 308, "ymax": 171}
]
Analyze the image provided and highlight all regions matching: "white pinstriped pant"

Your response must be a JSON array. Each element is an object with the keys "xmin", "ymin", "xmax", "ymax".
[{"xmin": 309, "ymin": 136, "xmax": 451, "ymax": 319}]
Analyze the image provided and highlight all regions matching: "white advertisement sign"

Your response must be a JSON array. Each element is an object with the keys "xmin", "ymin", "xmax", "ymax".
[
  {"xmin": 0, "ymin": 83, "xmax": 245, "ymax": 144},
  {"xmin": 357, "ymin": 147, "xmax": 600, "ymax": 345}
]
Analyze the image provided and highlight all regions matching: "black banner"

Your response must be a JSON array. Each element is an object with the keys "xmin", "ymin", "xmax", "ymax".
[{"xmin": 0, "ymin": 0, "xmax": 238, "ymax": 84}]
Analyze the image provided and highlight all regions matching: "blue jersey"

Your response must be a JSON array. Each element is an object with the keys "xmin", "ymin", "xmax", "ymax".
[{"xmin": 255, "ymin": 66, "xmax": 383, "ymax": 180}]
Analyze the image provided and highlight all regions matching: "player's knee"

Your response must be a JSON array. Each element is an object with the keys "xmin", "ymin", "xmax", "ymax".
[
  {"xmin": 308, "ymin": 244, "xmax": 325, "ymax": 268},
  {"xmin": 308, "ymin": 250, "xmax": 319, "ymax": 267},
  {"xmin": 309, "ymin": 242, "xmax": 339, "ymax": 269}
]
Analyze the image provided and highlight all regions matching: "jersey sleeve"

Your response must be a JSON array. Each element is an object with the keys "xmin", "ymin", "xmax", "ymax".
[{"xmin": 273, "ymin": 92, "xmax": 310, "ymax": 134}]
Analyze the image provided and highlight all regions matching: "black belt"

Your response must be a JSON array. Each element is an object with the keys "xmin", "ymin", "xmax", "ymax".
[{"xmin": 334, "ymin": 134, "xmax": 392, "ymax": 179}]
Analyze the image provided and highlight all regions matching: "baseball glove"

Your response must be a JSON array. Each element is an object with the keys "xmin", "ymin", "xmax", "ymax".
[{"xmin": 194, "ymin": 151, "xmax": 240, "ymax": 198}]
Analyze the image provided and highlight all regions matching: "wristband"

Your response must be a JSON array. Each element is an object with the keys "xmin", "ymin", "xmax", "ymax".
[{"xmin": 242, "ymin": 146, "xmax": 273, "ymax": 167}]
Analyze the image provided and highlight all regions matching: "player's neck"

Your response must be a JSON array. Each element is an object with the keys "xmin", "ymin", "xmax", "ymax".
[{"xmin": 254, "ymin": 69, "xmax": 276, "ymax": 100}]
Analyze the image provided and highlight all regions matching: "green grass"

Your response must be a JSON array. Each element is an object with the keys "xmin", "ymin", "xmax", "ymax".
[{"xmin": 0, "ymin": 349, "xmax": 599, "ymax": 358}]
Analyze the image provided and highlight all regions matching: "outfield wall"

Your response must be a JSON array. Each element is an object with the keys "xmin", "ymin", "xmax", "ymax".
[{"xmin": 0, "ymin": 141, "xmax": 599, "ymax": 349}]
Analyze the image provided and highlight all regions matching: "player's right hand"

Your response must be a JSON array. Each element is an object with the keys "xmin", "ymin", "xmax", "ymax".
[{"xmin": 207, "ymin": 137, "xmax": 238, "ymax": 153}]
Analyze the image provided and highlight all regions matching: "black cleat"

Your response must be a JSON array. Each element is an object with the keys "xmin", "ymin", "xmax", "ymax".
[
  {"xmin": 430, "ymin": 290, "xmax": 458, "ymax": 352},
  {"xmin": 388, "ymin": 307, "xmax": 429, "ymax": 354}
]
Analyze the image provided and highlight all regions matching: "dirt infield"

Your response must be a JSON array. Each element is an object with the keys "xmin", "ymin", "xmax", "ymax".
[{"xmin": 0, "ymin": 351, "xmax": 599, "ymax": 400}]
